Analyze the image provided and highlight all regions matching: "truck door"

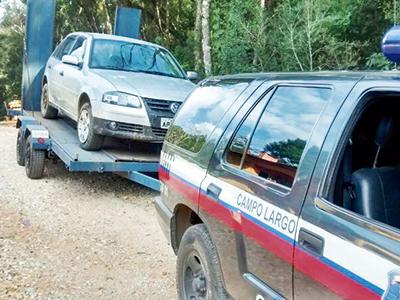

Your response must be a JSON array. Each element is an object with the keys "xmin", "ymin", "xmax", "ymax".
[
  {"xmin": 199, "ymin": 84, "xmax": 334, "ymax": 299},
  {"xmin": 294, "ymin": 84, "xmax": 400, "ymax": 299}
]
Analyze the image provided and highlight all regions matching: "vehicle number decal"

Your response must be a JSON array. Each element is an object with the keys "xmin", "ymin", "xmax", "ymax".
[{"xmin": 160, "ymin": 151, "xmax": 175, "ymax": 171}]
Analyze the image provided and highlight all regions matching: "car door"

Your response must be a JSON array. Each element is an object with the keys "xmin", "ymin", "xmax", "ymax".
[
  {"xmin": 200, "ymin": 83, "xmax": 334, "ymax": 299},
  {"xmin": 48, "ymin": 36, "xmax": 76, "ymax": 109},
  {"xmin": 59, "ymin": 36, "xmax": 87, "ymax": 119},
  {"xmin": 294, "ymin": 83, "xmax": 400, "ymax": 299}
]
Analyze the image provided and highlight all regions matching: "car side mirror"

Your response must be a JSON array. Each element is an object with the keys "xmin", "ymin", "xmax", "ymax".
[
  {"xmin": 62, "ymin": 55, "xmax": 82, "ymax": 67},
  {"xmin": 186, "ymin": 71, "xmax": 198, "ymax": 81}
]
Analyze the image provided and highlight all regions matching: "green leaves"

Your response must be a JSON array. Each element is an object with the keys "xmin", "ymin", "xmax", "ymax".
[{"xmin": 1, "ymin": 0, "xmax": 400, "ymax": 119}]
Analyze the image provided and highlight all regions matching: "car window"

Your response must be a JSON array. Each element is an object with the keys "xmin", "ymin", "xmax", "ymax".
[
  {"xmin": 228, "ymin": 86, "xmax": 331, "ymax": 188},
  {"xmin": 89, "ymin": 39, "xmax": 186, "ymax": 79},
  {"xmin": 226, "ymin": 96, "xmax": 269, "ymax": 168},
  {"xmin": 166, "ymin": 79, "xmax": 250, "ymax": 153},
  {"xmin": 70, "ymin": 37, "xmax": 86, "ymax": 59},
  {"xmin": 54, "ymin": 37, "xmax": 76, "ymax": 60}
]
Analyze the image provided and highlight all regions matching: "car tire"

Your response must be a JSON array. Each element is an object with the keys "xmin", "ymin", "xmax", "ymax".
[
  {"xmin": 25, "ymin": 135, "xmax": 45, "ymax": 179},
  {"xmin": 77, "ymin": 102, "xmax": 104, "ymax": 151},
  {"xmin": 177, "ymin": 224, "xmax": 228, "ymax": 300},
  {"xmin": 16, "ymin": 129, "xmax": 25, "ymax": 166},
  {"xmin": 41, "ymin": 83, "xmax": 58, "ymax": 119}
]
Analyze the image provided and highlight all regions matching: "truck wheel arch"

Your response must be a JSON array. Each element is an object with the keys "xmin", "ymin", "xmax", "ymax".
[{"xmin": 172, "ymin": 204, "xmax": 203, "ymax": 254}]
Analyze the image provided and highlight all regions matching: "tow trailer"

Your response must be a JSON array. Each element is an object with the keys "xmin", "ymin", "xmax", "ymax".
[
  {"xmin": 16, "ymin": 112, "xmax": 161, "ymax": 191},
  {"xmin": 13, "ymin": 1, "xmax": 160, "ymax": 191}
]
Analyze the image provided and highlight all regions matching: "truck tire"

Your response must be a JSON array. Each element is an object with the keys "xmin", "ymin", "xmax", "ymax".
[
  {"xmin": 16, "ymin": 129, "xmax": 25, "ymax": 166},
  {"xmin": 41, "ymin": 83, "xmax": 58, "ymax": 119},
  {"xmin": 25, "ymin": 135, "xmax": 45, "ymax": 179},
  {"xmin": 77, "ymin": 102, "xmax": 104, "ymax": 151},
  {"xmin": 177, "ymin": 224, "xmax": 228, "ymax": 300}
]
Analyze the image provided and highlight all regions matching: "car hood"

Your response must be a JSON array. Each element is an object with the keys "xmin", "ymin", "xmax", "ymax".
[{"xmin": 91, "ymin": 69, "xmax": 195, "ymax": 102}]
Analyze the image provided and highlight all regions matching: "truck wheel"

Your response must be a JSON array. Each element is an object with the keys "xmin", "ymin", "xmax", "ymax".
[
  {"xmin": 41, "ymin": 83, "xmax": 58, "ymax": 119},
  {"xmin": 25, "ymin": 136, "xmax": 45, "ymax": 179},
  {"xmin": 77, "ymin": 102, "xmax": 104, "ymax": 151},
  {"xmin": 177, "ymin": 224, "xmax": 228, "ymax": 300},
  {"xmin": 16, "ymin": 129, "xmax": 25, "ymax": 166}
]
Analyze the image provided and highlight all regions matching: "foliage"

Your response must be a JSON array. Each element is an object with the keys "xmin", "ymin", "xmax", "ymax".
[
  {"xmin": 0, "ymin": 0, "xmax": 24, "ymax": 119},
  {"xmin": 265, "ymin": 138, "xmax": 306, "ymax": 166},
  {"xmin": 1, "ymin": 0, "xmax": 400, "ymax": 119},
  {"xmin": 166, "ymin": 125, "xmax": 206, "ymax": 153}
]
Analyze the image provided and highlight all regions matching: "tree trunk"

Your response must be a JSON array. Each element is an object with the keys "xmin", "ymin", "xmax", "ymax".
[
  {"xmin": 103, "ymin": 0, "xmax": 113, "ymax": 34},
  {"xmin": 201, "ymin": 0, "xmax": 212, "ymax": 76},
  {"xmin": 194, "ymin": 0, "xmax": 202, "ymax": 72}
]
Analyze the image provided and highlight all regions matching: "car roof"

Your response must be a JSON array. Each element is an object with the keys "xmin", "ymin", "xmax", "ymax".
[
  {"xmin": 209, "ymin": 71, "xmax": 400, "ymax": 84},
  {"xmin": 68, "ymin": 32, "xmax": 166, "ymax": 50}
]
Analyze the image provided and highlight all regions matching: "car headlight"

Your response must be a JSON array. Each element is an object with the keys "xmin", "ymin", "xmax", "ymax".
[{"xmin": 102, "ymin": 92, "xmax": 142, "ymax": 108}]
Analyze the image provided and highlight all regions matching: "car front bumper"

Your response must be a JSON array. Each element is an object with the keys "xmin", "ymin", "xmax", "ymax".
[{"xmin": 93, "ymin": 117, "xmax": 167, "ymax": 142}]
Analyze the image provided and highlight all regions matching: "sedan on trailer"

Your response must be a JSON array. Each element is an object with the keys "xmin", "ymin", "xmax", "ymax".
[{"xmin": 41, "ymin": 32, "xmax": 197, "ymax": 150}]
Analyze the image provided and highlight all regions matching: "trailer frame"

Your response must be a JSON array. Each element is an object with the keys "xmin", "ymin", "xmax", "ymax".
[{"xmin": 16, "ymin": 114, "xmax": 161, "ymax": 192}]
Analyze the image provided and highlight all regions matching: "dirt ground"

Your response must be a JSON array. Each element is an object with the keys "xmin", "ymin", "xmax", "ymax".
[{"xmin": 0, "ymin": 124, "xmax": 177, "ymax": 299}]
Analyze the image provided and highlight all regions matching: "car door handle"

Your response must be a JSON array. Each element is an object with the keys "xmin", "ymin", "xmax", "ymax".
[
  {"xmin": 59, "ymin": 70, "xmax": 64, "ymax": 76},
  {"xmin": 206, "ymin": 183, "xmax": 222, "ymax": 201},
  {"xmin": 47, "ymin": 65, "xmax": 52, "ymax": 69},
  {"xmin": 298, "ymin": 228, "xmax": 324, "ymax": 256}
]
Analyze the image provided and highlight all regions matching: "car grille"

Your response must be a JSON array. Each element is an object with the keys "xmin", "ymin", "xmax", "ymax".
[
  {"xmin": 117, "ymin": 122, "xmax": 144, "ymax": 133},
  {"xmin": 152, "ymin": 127, "xmax": 168, "ymax": 138},
  {"xmin": 143, "ymin": 97, "xmax": 181, "ymax": 113}
]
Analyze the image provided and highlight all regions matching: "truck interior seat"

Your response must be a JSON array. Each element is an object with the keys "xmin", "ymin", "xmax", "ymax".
[
  {"xmin": 351, "ymin": 116, "xmax": 400, "ymax": 228},
  {"xmin": 352, "ymin": 167, "xmax": 400, "ymax": 228}
]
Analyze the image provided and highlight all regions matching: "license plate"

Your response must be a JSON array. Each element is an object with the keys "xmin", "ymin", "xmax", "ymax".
[{"xmin": 160, "ymin": 118, "xmax": 172, "ymax": 129}]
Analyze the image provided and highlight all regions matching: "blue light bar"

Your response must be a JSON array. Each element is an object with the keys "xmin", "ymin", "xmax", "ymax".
[{"xmin": 382, "ymin": 25, "xmax": 400, "ymax": 63}]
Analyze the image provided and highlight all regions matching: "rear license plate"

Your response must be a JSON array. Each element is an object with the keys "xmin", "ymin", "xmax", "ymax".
[{"xmin": 160, "ymin": 118, "xmax": 172, "ymax": 129}]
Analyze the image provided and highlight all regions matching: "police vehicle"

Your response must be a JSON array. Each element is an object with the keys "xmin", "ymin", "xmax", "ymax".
[{"xmin": 155, "ymin": 28, "xmax": 400, "ymax": 299}]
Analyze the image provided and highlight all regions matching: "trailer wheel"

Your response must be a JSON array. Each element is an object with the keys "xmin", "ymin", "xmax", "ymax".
[
  {"xmin": 25, "ymin": 135, "xmax": 45, "ymax": 179},
  {"xmin": 177, "ymin": 224, "xmax": 228, "ymax": 300},
  {"xmin": 16, "ymin": 129, "xmax": 25, "ymax": 166},
  {"xmin": 41, "ymin": 83, "xmax": 58, "ymax": 119}
]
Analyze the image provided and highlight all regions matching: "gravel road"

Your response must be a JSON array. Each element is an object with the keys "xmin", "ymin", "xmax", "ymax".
[{"xmin": 0, "ymin": 124, "xmax": 176, "ymax": 299}]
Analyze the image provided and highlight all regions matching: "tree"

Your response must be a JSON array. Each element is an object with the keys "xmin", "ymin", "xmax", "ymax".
[
  {"xmin": 0, "ymin": 0, "xmax": 24, "ymax": 119},
  {"xmin": 201, "ymin": 0, "xmax": 212, "ymax": 76}
]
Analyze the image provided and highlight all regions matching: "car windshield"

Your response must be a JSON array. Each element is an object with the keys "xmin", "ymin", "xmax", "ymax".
[{"xmin": 89, "ymin": 39, "xmax": 186, "ymax": 79}]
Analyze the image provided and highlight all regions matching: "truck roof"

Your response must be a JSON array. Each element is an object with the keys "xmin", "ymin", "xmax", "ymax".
[{"xmin": 210, "ymin": 71, "xmax": 400, "ymax": 83}]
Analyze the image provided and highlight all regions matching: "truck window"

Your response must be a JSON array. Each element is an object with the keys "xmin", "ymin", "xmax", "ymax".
[
  {"xmin": 166, "ymin": 79, "xmax": 250, "ymax": 153},
  {"xmin": 329, "ymin": 92, "xmax": 400, "ymax": 230},
  {"xmin": 227, "ymin": 86, "xmax": 331, "ymax": 188}
]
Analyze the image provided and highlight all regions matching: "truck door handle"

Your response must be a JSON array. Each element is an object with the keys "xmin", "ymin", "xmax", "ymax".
[
  {"xmin": 298, "ymin": 228, "xmax": 324, "ymax": 256},
  {"xmin": 47, "ymin": 65, "xmax": 52, "ymax": 69},
  {"xmin": 206, "ymin": 183, "xmax": 222, "ymax": 201},
  {"xmin": 59, "ymin": 70, "xmax": 64, "ymax": 76}
]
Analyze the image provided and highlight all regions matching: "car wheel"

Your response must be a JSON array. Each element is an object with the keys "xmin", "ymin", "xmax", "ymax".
[
  {"xmin": 177, "ymin": 224, "xmax": 228, "ymax": 300},
  {"xmin": 25, "ymin": 135, "xmax": 45, "ymax": 179},
  {"xmin": 16, "ymin": 129, "xmax": 25, "ymax": 166},
  {"xmin": 77, "ymin": 102, "xmax": 104, "ymax": 151},
  {"xmin": 41, "ymin": 83, "xmax": 58, "ymax": 119}
]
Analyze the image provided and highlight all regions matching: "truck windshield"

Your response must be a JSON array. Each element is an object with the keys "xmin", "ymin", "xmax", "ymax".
[{"xmin": 89, "ymin": 39, "xmax": 186, "ymax": 79}]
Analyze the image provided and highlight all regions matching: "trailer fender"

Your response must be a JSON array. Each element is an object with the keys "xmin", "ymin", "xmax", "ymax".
[
  {"xmin": 16, "ymin": 116, "xmax": 40, "ymax": 129},
  {"xmin": 25, "ymin": 124, "xmax": 50, "ymax": 150}
]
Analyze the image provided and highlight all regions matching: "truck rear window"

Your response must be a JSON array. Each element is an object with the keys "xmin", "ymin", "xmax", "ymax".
[{"xmin": 166, "ymin": 79, "xmax": 250, "ymax": 153}]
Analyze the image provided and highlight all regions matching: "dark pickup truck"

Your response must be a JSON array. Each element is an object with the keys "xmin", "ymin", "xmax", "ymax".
[{"xmin": 156, "ymin": 71, "xmax": 400, "ymax": 300}]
